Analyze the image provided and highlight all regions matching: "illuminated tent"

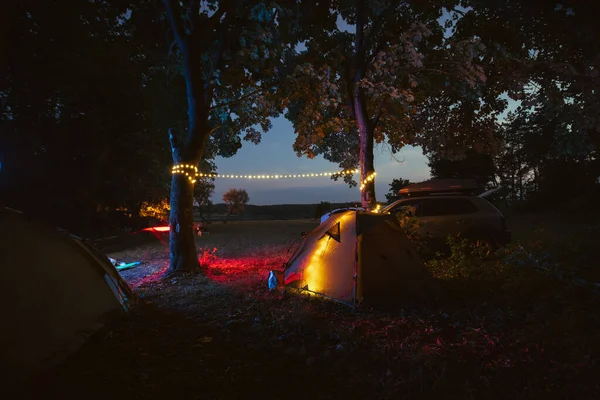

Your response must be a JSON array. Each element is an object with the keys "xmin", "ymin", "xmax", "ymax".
[
  {"xmin": 0, "ymin": 208, "xmax": 132, "ymax": 372},
  {"xmin": 283, "ymin": 210, "xmax": 433, "ymax": 306}
]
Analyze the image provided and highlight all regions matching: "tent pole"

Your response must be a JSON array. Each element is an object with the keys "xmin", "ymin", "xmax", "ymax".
[{"xmin": 353, "ymin": 238, "xmax": 358, "ymax": 309}]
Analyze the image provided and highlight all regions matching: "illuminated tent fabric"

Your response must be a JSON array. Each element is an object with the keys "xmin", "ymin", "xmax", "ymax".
[
  {"xmin": 0, "ymin": 208, "xmax": 132, "ymax": 372},
  {"xmin": 283, "ymin": 210, "xmax": 432, "ymax": 306}
]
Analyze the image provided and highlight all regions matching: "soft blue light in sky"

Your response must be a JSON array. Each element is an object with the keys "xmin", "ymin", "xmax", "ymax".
[{"xmin": 213, "ymin": 117, "xmax": 431, "ymax": 205}]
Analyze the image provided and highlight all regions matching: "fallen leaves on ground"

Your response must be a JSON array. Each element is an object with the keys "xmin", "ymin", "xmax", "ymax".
[{"xmin": 12, "ymin": 221, "xmax": 600, "ymax": 400}]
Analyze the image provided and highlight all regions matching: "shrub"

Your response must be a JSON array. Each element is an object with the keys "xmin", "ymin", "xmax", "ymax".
[
  {"xmin": 425, "ymin": 235, "xmax": 500, "ymax": 280},
  {"xmin": 395, "ymin": 206, "xmax": 433, "ymax": 257},
  {"xmin": 139, "ymin": 199, "xmax": 170, "ymax": 221}
]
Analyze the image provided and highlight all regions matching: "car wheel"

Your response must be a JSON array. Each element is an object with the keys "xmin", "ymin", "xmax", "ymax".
[
  {"xmin": 474, "ymin": 234, "xmax": 499, "ymax": 256},
  {"xmin": 461, "ymin": 231, "xmax": 498, "ymax": 256}
]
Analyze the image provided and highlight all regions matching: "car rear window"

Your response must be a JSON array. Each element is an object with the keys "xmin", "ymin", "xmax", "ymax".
[{"xmin": 421, "ymin": 198, "xmax": 478, "ymax": 217}]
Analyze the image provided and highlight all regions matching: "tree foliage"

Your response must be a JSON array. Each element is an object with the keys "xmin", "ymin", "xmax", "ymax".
[
  {"xmin": 415, "ymin": 1, "xmax": 599, "ymax": 210},
  {"xmin": 139, "ymin": 199, "xmax": 171, "ymax": 222},
  {"xmin": 0, "ymin": 0, "xmax": 179, "ymax": 230},
  {"xmin": 194, "ymin": 178, "xmax": 215, "ymax": 220},
  {"xmin": 385, "ymin": 178, "xmax": 411, "ymax": 204},
  {"xmin": 222, "ymin": 188, "xmax": 250, "ymax": 216},
  {"xmin": 478, "ymin": 1, "xmax": 598, "ymax": 208},
  {"xmin": 285, "ymin": 0, "xmax": 488, "ymax": 207},
  {"xmin": 429, "ymin": 149, "xmax": 496, "ymax": 187}
]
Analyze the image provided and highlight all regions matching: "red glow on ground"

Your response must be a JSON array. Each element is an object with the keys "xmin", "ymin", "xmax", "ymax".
[
  {"xmin": 202, "ymin": 255, "xmax": 287, "ymax": 284},
  {"xmin": 131, "ymin": 226, "xmax": 170, "ymax": 245},
  {"xmin": 135, "ymin": 265, "xmax": 170, "ymax": 287},
  {"xmin": 121, "ymin": 250, "xmax": 287, "ymax": 289},
  {"xmin": 142, "ymin": 226, "xmax": 170, "ymax": 232}
]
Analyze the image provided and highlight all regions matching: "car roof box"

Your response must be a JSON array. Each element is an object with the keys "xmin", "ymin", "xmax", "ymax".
[{"xmin": 399, "ymin": 179, "xmax": 478, "ymax": 197}]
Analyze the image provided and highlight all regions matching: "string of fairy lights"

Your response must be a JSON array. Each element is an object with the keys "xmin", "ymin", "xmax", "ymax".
[
  {"xmin": 171, "ymin": 163, "xmax": 377, "ymax": 191},
  {"xmin": 359, "ymin": 171, "xmax": 377, "ymax": 191}
]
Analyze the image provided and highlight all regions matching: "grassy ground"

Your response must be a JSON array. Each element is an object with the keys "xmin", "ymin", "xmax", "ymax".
[
  {"xmin": 507, "ymin": 212, "xmax": 600, "ymax": 282},
  {"xmin": 14, "ymin": 216, "xmax": 600, "ymax": 399}
]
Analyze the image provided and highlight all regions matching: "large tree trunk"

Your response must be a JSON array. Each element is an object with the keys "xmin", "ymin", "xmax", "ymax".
[
  {"xmin": 353, "ymin": 0, "xmax": 376, "ymax": 209},
  {"xmin": 166, "ymin": 98, "xmax": 210, "ymax": 275},
  {"xmin": 164, "ymin": 0, "xmax": 212, "ymax": 275},
  {"xmin": 166, "ymin": 117, "xmax": 209, "ymax": 275}
]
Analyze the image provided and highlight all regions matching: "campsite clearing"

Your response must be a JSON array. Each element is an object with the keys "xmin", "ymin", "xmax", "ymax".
[{"xmin": 12, "ymin": 216, "xmax": 600, "ymax": 399}]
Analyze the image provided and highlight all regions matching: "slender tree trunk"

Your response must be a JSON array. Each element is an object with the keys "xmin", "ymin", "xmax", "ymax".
[
  {"xmin": 168, "ymin": 171, "xmax": 199, "ymax": 274},
  {"xmin": 353, "ymin": 0, "xmax": 376, "ymax": 209},
  {"xmin": 356, "ymin": 107, "xmax": 376, "ymax": 208},
  {"xmin": 77, "ymin": 146, "xmax": 111, "ymax": 233}
]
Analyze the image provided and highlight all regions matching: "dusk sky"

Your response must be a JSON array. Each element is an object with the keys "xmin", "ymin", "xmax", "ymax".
[{"xmin": 212, "ymin": 117, "xmax": 431, "ymax": 205}]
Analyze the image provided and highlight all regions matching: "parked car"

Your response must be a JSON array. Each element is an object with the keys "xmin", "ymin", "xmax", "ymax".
[{"xmin": 380, "ymin": 180, "xmax": 511, "ymax": 249}]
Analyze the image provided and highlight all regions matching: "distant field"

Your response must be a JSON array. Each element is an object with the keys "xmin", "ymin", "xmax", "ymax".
[{"xmin": 195, "ymin": 219, "xmax": 318, "ymax": 254}]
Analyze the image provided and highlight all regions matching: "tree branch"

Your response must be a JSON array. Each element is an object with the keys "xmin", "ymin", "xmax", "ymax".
[
  {"xmin": 163, "ymin": 0, "xmax": 188, "ymax": 53},
  {"xmin": 452, "ymin": 7, "xmax": 467, "ymax": 17},
  {"xmin": 205, "ymin": 2, "xmax": 229, "ymax": 37},
  {"xmin": 423, "ymin": 59, "xmax": 463, "ymax": 66},
  {"xmin": 188, "ymin": 0, "xmax": 200, "ymax": 31},
  {"xmin": 354, "ymin": 0, "xmax": 366, "ymax": 81},
  {"xmin": 164, "ymin": 39, "xmax": 178, "ymax": 82},
  {"xmin": 367, "ymin": 39, "xmax": 387, "ymax": 65},
  {"xmin": 208, "ymin": 87, "xmax": 268, "ymax": 111},
  {"xmin": 418, "ymin": 68, "xmax": 464, "ymax": 79},
  {"xmin": 266, "ymin": 8, "xmax": 279, "ymax": 28},
  {"xmin": 371, "ymin": 98, "xmax": 386, "ymax": 128},
  {"xmin": 204, "ymin": 4, "xmax": 234, "ymax": 103},
  {"xmin": 210, "ymin": 14, "xmax": 227, "ymax": 76},
  {"xmin": 365, "ymin": 0, "xmax": 402, "ymax": 64},
  {"xmin": 167, "ymin": 39, "xmax": 177, "ymax": 61},
  {"xmin": 169, "ymin": 128, "xmax": 182, "ymax": 162},
  {"xmin": 344, "ymin": 59, "xmax": 356, "ymax": 117}
]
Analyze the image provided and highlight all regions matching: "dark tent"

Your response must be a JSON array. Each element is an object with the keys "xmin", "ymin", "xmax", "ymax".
[{"xmin": 0, "ymin": 208, "xmax": 133, "ymax": 372}]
